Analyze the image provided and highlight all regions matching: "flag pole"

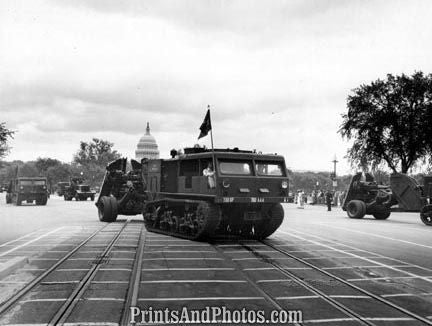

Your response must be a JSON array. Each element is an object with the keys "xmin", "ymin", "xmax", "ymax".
[{"xmin": 208, "ymin": 105, "xmax": 217, "ymax": 185}]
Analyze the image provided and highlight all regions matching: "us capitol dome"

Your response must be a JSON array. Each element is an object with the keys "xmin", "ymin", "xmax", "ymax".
[{"xmin": 135, "ymin": 122, "xmax": 160, "ymax": 160}]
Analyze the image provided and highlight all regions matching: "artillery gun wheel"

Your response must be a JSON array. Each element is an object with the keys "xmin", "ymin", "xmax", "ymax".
[
  {"xmin": 346, "ymin": 200, "xmax": 366, "ymax": 219},
  {"xmin": 420, "ymin": 205, "xmax": 432, "ymax": 226},
  {"xmin": 253, "ymin": 203, "xmax": 284, "ymax": 240},
  {"xmin": 98, "ymin": 196, "xmax": 118, "ymax": 222}
]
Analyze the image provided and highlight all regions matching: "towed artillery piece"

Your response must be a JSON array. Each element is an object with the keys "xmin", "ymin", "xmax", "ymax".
[
  {"xmin": 96, "ymin": 147, "xmax": 290, "ymax": 240},
  {"xmin": 96, "ymin": 158, "xmax": 146, "ymax": 222},
  {"xmin": 342, "ymin": 172, "xmax": 396, "ymax": 220},
  {"xmin": 343, "ymin": 172, "xmax": 432, "ymax": 225}
]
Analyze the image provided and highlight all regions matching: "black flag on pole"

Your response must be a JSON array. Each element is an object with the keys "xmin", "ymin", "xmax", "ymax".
[{"xmin": 198, "ymin": 109, "xmax": 212, "ymax": 139}]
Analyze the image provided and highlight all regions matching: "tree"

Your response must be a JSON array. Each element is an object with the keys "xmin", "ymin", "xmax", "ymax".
[
  {"xmin": 340, "ymin": 72, "xmax": 432, "ymax": 173},
  {"xmin": 35, "ymin": 158, "xmax": 66, "ymax": 192},
  {"xmin": 73, "ymin": 138, "xmax": 121, "ymax": 167},
  {"xmin": 73, "ymin": 138, "xmax": 121, "ymax": 187},
  {"xmin": 0, "ymin": 122, "xmax": 15, "ymax": 159}
]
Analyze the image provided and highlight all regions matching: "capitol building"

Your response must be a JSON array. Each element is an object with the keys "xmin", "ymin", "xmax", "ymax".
[{"xmin": 135, "ymin": 122, "xmax": 160, "ymax": 160}]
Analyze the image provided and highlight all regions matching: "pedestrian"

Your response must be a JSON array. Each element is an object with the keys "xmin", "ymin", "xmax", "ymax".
[
  {"xmin": 297, "ymin": 189, "xmax": 305, "ymax": 209},
  {"xmin": 325, "ymin": 190, "xmax": 333, "ymax": 211}
]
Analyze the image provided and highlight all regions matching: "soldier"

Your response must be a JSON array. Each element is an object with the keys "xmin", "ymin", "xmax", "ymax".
[
  {"xmin": 325, "ymin": 190, "xmax": 333, "ymax": 211},
  {"xmin": 203, "ymin": 162, "xmax": 216, "ymax": 189}
]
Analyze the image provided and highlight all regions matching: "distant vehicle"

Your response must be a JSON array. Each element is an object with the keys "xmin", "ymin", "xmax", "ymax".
[
  {"xmin": 56, "ymin": 182, "xmax": 70, "ymax": 196},
  {"xmin": 6, "ymin": 177, "xmax": 49, "ymax": 206},
  {"xmin": 97, "ymin": 147, "xmax": 290, "ymax": 241},
  {"xmin": 64, "ymin": 177, "xmax": 95, "ymax": 201}
]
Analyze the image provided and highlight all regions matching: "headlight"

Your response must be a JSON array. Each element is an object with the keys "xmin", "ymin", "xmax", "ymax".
[
  {"xmin": 20, "ymin": 186, "xmax": 24, "ymax": 190},
  {"xmin": 281, "ymin": 181, "xmax": 288, "ymax": 189},
  {"xmin": 222, "ymin": 180, "xmax": 230, "ymax": 188}
]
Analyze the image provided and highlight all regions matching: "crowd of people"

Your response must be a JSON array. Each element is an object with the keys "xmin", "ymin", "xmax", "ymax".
[{"xmin": 294, "ymin": 189, "xmax": 347, "ymax": 210}]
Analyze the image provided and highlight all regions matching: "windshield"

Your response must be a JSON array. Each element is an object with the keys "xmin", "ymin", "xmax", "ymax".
[
  {"xmin": 219, "ymin": 160, "xmax": 252, "ymax": 175},
  {"xmin": 19, "ymin": 180, "xmax": 46, "ymax": 186},
  {"xmin": 255, "ymin": 162, "xmax": 284, "ymax": 176},
  {"xmin": 79, "ymin": 185, "xmax": 90, "ymax": 191}
]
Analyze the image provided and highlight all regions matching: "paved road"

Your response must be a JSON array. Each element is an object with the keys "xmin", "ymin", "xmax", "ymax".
[
  {"xmin": 0, "ymin": 200, "xmax": 431, "ymax": 325},
  {"xmin": 0, "ymin": 193, "xmax": 97, "ymax": 244}
]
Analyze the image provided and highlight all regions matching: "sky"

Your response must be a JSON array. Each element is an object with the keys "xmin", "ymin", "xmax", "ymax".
[{"xmin": 1, "ymin": 0, "xmax": 432, "ymax": 174}]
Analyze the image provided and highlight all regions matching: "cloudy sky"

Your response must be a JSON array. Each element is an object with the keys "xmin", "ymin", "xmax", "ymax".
[{"xmin": 1, "ymin": 0, "xmax": 432, "ymax": 174}]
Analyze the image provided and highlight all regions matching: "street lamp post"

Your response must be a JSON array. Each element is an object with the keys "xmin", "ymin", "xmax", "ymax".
[{"xmin": 331, "ymin": 155, "xmax": 338, "ymax": 190}]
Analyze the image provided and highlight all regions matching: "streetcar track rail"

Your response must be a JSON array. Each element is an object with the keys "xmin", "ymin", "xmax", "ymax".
[
  {"xmin": 0, "ymin": 223, "xmax": 110, "ymax": 316},
  {"xmin": 261, "ymin": 239, "xmax": 432, "ymax": 325},
  {"xmin": 208, "ymin": 243, "xmax": 303, "ymax": 326},
  {"xmin": 50, "ymin": 220, "xmax": 130, "ymax": 325},
  {"xmin": 120, "ymin": 225, "xmax": 146, "ymax": 326},
  {"xmin": 239, "ymin": 242, "xmax": 375, "ymax": 326}
]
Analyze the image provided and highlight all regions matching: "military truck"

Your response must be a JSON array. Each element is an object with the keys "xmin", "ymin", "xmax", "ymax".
[
  {"xmin": 6, "ymin": 177, "xmax": 49, "ymax": 206},
  {"xmin": 342, "ymin": 172, "xmax": 396, "ymax": 220},
  {"xmin": 97, "ymin": 147, "xmax": 290, "ymax": 240},
  {"xmin": 64, "ymin": 177, "xmax": 95, "ymax": 201},
  {"xmin": 96, "ymin": 158, "xmax": 146, "ymax": 222}
]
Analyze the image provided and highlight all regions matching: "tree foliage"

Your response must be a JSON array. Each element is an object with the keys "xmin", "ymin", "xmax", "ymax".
[
  {"xmin": 340, "ymin": 72, "xmax": 432, "ymax": 173},
  {"xmin": 73, "ymin": 138, "xmax": 121, "ymax": 167},
  {"xmin": 72, "ymin": 138, "xmax": 121, "ymax": 187},
  {"xmin": 35, "ymin": 158, "xmax": 70, "ymax": 192},
  {"xmin": 0, "ymin": 122, "xmax": 15, "ymax": 159}
]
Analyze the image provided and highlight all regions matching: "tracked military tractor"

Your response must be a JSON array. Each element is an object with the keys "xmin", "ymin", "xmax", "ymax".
[
  {"xmin": 342, "ymin": 172, "xmax": 396, "ymax": 220},
  {"xmin": 96, "ymin": 158, "xmax": 146, "ymax": 222},
  {"xmin": 143, "ymin": 147, "xmax": 289, "ymax": 240}
]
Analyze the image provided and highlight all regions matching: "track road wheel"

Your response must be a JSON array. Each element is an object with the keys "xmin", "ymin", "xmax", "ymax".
[
  {"xmin": 193, "ymin": 202, "xmax": 221, "ymax": 240},
  {"xmin": 420, "ymin": 205, "xmax": 432, "ymax": 226},
  {"xmin": 346, "ymin": 200, "xmax": 366, "ymax": 219},
  {"xmin": 254, "ymin": 203, "xmax": 285, "ymax": 240},
  {"xmin": 98, "ymin": 196, "xmax": 118, "ymax": 222}
]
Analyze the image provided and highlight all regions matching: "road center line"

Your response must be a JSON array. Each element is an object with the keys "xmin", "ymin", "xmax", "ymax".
[
  {"xmin": 0, "ymin": 230, "xmax": 41, "ymax": 248},
  {"xmin": 0, "ymin": 227, "xmax": 65, "ymax": 258}
]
